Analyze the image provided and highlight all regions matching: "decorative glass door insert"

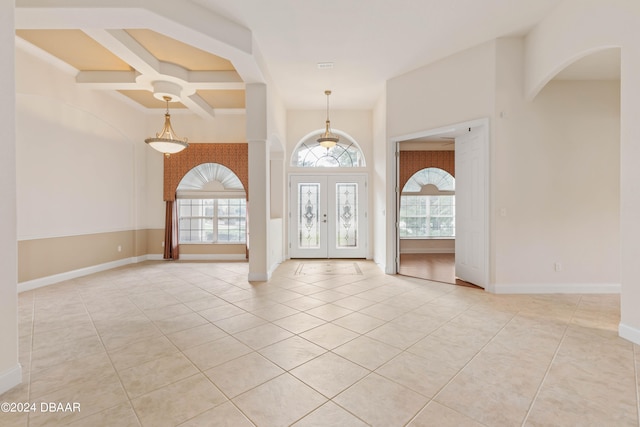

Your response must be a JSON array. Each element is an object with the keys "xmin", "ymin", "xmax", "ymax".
[{"xmin": 290, "ymin": 175, "xmax": 367, "ymax": 258}]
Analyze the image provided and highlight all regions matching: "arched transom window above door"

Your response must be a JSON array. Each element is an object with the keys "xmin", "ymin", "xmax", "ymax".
[{"xmin": 291, "ymin": 129, "xmax": 366, "ymax": 167}]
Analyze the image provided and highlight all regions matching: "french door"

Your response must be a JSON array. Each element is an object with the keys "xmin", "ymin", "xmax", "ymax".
[{"xmin": 289, "ymin": 174, "xmax": 367, "ymax": 258}]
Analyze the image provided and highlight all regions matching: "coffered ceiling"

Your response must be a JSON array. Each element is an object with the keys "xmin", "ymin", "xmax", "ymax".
[{"xmin": 15, "ymin": 27, "xmax": 246, "ymax": 117}]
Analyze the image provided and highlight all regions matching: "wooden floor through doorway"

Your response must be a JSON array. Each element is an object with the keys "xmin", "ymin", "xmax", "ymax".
[{"xmin": 398, "ymin": 253, "xmax": 481, "ymax": 289}]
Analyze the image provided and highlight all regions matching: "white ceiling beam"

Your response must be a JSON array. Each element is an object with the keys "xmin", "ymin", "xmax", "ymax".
[
  {"xmin": 82, "ymin": 28, "xmax": 160, "ymax": 75},
  {"xmin": 182, "ymin": 93, "xmax": 216, "ymax": 119}
]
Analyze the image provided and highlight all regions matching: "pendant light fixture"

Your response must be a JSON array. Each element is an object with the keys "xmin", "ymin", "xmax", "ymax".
[
  {"xmin": 317, "ymin": 90, "xmax": 339, "ymax": 149},
  {"xmin": 145, "ymin": 95, "xmax": 188, "ymax": 157}
]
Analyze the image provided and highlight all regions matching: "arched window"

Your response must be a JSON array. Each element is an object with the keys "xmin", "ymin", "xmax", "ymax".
[
  {"xmin": 291, "ymin": 129, "xmax": 365, "ymax": 167},
  {"xmin": 400, "ymin": 168, "xmax": 455, "ymax": 238},
  {"xmin": 177, "ymin": 163, "xmax": 246, "ymax": 244}
]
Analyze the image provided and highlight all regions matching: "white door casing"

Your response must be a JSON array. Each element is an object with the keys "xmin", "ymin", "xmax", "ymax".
[{"xmin": 289, "ymin": 174, "xmax": 367, "ymax": 258}]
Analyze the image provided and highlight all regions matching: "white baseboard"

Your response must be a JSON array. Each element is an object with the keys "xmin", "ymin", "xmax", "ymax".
[
  {"xmin": 17, "ymin": 254, "xmax": 250, "ymax": 293},
  {"xmin": 619, "ymin": 323, "xmax": 640, "ymax": 345},
  {"xmin": 491, "ymin": 282, "xmax": 621, "ymax": 294},
  {"xmin": 0, "ymin": 363, "xmax": 22, "ymax": 395},
  {"xmin": 178, "ymin": 254, "xmax": 246, "ymax": 261},
  {"xmin": 400, "ymin": 248, "xmax": 455, "ymax": 254},
  {"xmin": 18, "ymin": 257, "xmax": 138, "ymax": 293}
]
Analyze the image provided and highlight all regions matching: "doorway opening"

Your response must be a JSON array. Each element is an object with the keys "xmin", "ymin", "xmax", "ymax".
[{"xmin": 394, "ymin": 119, "xmax": 489, "ymax": 288}]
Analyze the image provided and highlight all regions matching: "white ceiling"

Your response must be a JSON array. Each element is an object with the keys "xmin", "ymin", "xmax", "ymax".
[
  {"xmin": 191, "ymin": 0, "xmax": 565, "ymax": 109},
  {"xmin": 15, "ymin": 0, "xmax": 621, "ymax": 113}
]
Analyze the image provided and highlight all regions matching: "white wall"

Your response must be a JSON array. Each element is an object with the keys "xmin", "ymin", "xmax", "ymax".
[
  {"xmin": 15, "ymin": 44, "xmax": 145, "ymax": 240},
  {"xmin": 494, "ymin": 78, "xmax": 620, "ymax": 291},
  {"xmin": 523, "ymin": 0, "xmax": 640, "ymax": 342},
  {"xmin": 386, "ymin": 41, "xmax": 496, "ymax": 273},
  {"xmin": 0, "ymin": 1, "xmax": 20, "ymax": 395}
]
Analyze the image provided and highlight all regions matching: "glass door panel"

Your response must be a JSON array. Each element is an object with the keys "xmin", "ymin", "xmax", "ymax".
[{"xmin": 290, "ymin": 174, "xmax": 367, "ymax": 259}]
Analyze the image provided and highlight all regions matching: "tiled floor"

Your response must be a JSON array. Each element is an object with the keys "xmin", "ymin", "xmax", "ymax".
[{"xmin": 1, "ymin": 259, "xmax": 638, "ymax": 426}]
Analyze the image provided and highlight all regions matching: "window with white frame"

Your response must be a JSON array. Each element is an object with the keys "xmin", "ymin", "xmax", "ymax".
[
  {"xmin": 178, "ymin": 198, "xmax": 246, "ymax": 243},
  {"xmin": 291, "ymin": 130, "xmax": 365, "ymax": 167},
  {"xmin": 399, "ymin": 168, "xmax": 455, "ymax": 238},
  {"xmin": 176, "ymin": 163, "xmax": 247, "ymax": 244}
]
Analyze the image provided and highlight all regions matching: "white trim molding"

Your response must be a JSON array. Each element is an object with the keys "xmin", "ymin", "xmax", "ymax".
[
  {"xmin": 18, "ymin": 258, "xmax": 138, "ymax": 293},
  {"xmin": 178, "ymin": 254, "xmax": 246, "ymax": 261},
  {"xmin": 399, "ymin": 248, "xmax": 455, "ymax": 254},
  {"xmin": 0, "ymin": 364, "xmax": 22, "ymax": 395},
  {"xmin": 619, "ymin": 323, "xmax": 640, "ymax": 345},
  {"xmin": 490, "ymin": 282, "xmax": 621, "ymax": 294}
]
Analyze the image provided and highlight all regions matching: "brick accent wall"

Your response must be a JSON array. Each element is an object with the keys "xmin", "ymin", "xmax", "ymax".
[
  {"xmin": 399, "ymin": 151, "xmax": 455, "ymax": 191},
  {"xmin": 163, "ymin": 143, "xmax": 249, "ymax": 201}
]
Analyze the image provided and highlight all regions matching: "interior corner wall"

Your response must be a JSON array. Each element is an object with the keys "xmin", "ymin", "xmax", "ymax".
[
  {"xmin": 0, "ymin": 0, "xmax": 20, "ymax": 395},
  {"xmin": 523, "ymin": 0, "xmax": 640, "ymax": 341}
]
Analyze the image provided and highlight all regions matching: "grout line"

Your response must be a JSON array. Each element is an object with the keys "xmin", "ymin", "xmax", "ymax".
[{"xmin": 520, "ymin": 295, "xmax": 581, "ymax": 426}]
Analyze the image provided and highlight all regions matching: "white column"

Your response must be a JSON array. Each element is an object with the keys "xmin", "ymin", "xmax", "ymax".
[
  {"xmin": 246, "ymin": 83, "xmax": 270, "ymax": 281},
  {"xmin": 0, "ymin": 2, "xmax": 21, "ymax": 394}
]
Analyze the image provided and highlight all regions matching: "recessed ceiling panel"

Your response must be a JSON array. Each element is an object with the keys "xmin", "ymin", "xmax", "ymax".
[
  {"xmin": 118, "ymin": 90, "xmax": 187, "ymax": 109},
  {"xmin": 125, "ymin": 29, "xmax": 236, "ymax": 71},
  {"xmin": 16, "ymin": 29, "xmax": 132, "ymax": 71},
  {"xmin": 197, "ymin": 90, "xmax": 246, "ymax": 108}
]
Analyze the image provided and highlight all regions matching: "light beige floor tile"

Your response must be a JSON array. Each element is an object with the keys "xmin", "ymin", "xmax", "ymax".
[
  {"xmin": 183, "ymin": 295, "xmax": 228, "ymax": 312},
  {"xmin": 282, "ymin": 296, "xmax": 328, "ymax": 311},
  {"xmin": 233, "ymin": 373, "xmax": 326, "ymax": 426},
  {"xmin": 408, "ymin": 401, "xmax": 484, "ymax": 427},
  {"xmin": 183, "ymin": 336, "xmax": 253, "ymax": 371},
  {"xmin": 67, "ymin": 402, "xmax": 140, "ymax": 427},
  {"xmin": 29, "ymin": 351, "xmax": 115, "ymax": 398},
  {"xmin": 198, "ymin": 303, "xmax": 247, "ymax": 322},
  {"xmin": 143, "ymin": 303, "xmax": 192, "ymax": 321},
  {"xmin": 407, "ymin": 334, "xmax": 482, "ymax": 371},
  {"xmin": 292, "ymin": 401, "xmax": 368, "ymax": 426},
  {"xmin": 365, "ymin": 322, "xmax": 428, "ymax": 349},
  {"xmin": 166, "ymin": 323, "xmax": 228, "ymax": 351},
  {"xmin": 153, "ymin": 312, "xmax": 209, "ymax": 335},
  {"xmin": 28, "ymin": 370, "xmax": 128, "ymax": 426},
  {"xmin": 99, "ymin": 320, "xmax": 164, "ymax": 351},
  {"xmin": 358, "ymin": 303, "xmax": 407, "ymax": 321},
  {"xmin": 333, "ymin": 335, "xmax": 402, "ymax": 370},
  {"xmin": 273, "ymin": 312, "xmax": 327, "ymax": 334},
  {"xmin": 376, "ymin": 351, "xmax": 458, "ymax": 397},
  {"xmin": 259, "ymin": 336, "xmax": 327, "ymax": 370},
  {"xmin": 310, "ymin": 290, "xmax": 350, "ymax": 303},
  {"xmin": 132, "ymin": 374, "xmax": 227, "ymax": 427},
  {"xmin": 291, "ymin": 352, "xmax": 369, "ymax": 398},
  {"xmin": 109, "ymin": 335, "xmax": 178, "ymax": 371},
  {"xmin": 30, "ymin": 334, "xmax": 105, "ymax": 373},
  {"xmin": 332, "ymin": 295, "xmax": 376, "ymax": 311},
  {"xmin": 205, "ymin": 352, "xmax": 284, "ymax": 398},
  {"xmin": 250, "ymin": 303, "xmax": 300, "ymax": 321},
  {"xmin": 300, "ymin": 323, "xmax": 359, "ymax": 350},
  {"xmin": 334, "ymin": 373, "xmax": 428, "ymax": 427},
  {"xmin": 31, "ymin": 321, "xmax": 98, "ymax": 352},
  {"xmin": 234, "ymin": 323, "xmax": 294, "ymax": 349},
  {"xmin": 119, "ymin": 352, "xmax": 199, "ymax": 398},
  {"xmin": 213, "ymin": 312, "xmax": 267, "ymax": 334},
  {"xmin": 305, "ymin": 303, "xmax": 353, "ymax": 321},
  {"xmin": 434, "ymin": 356, "xmax": 543, "ymax": 426},
  {"xmin": 332, "ymin": 312, "xmax": 386, "ymax": 334},
  {"xmin": 177, "ymin": 401, "xmax": 254, "ymax": 427}
]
